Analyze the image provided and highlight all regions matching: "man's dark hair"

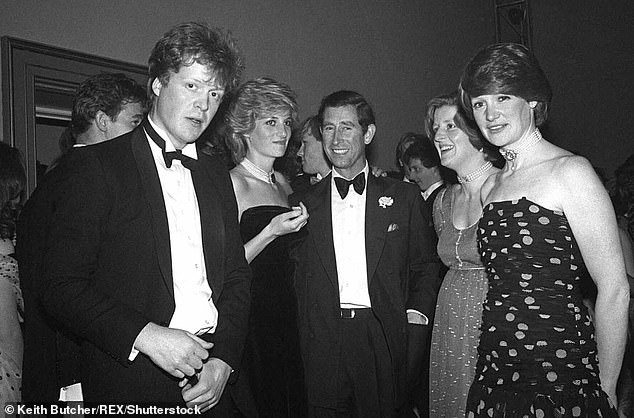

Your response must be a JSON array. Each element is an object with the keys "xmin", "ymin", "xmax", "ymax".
[
  {"xmin": 317, "ymin": 90, "xmax": 375, "ymax": 134},
  {"xmin": 300, "ymin": 116, "xmax": 322, "ymax": 142},
  {"xmin": 70, "ymin": 73, "xmax": 147, "ymax": 138},
  {"xmin": 148, "ymin": 22, "xmax": 244, "ymax": 99},
  {"xmin": 401, "ymin": 135, "xmax": 439, "ymax": 168}
]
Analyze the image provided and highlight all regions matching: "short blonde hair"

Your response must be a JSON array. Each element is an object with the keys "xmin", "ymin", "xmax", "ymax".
[{"xmin": 224, "ymin": 77, "xmax": 298, "ymax": 164}]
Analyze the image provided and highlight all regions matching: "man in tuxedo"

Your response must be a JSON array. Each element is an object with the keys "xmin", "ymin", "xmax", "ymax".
[
  {"xmin": 18, "ymin": 72, "xmax": 147, "ymax": 403},
  {"xmin": 290, "ymin": 90, "xmax": 439, "ymax": 417},
  {"xmin": 30, "ymin": 22, "xmax": 251, "ymax": 414}
]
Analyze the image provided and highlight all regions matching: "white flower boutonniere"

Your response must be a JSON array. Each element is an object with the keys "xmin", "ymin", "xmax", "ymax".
[{"xmin": 378, "ymin": 196, "xmax": 393, "ymax": 208}]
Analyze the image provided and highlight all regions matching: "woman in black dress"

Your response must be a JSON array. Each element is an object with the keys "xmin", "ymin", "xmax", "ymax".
[
  {"xmin": 225, "ymin": 77, "xmax": 308, "ymax": 417},
  {"xmin": 459, "ymin": 43, "xmax": 629, "ymax": 417}
]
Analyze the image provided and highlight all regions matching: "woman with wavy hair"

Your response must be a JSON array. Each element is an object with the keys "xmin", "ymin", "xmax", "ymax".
[
  {"xmin": 424, "ymin": 91, "xmax": 501, "ymax": 417},
  {"xmin": 225, "ymin": 77, "xmax": 308, "ymax": 417}
]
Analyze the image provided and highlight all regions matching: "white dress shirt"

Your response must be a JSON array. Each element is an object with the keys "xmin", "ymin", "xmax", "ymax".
[
  {"xmin": 331, "ymin": 163, "xmax": 371, "ymax": 308},
  {"xmin": 146, "ymin": 117, "xmax": 218, "ymax": 335}
]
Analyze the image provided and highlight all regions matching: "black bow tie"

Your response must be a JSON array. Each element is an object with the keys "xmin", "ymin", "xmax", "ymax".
[
  {"xmin": 142, "ymin": 118, "xmax": 198, "ymax": 170},
  {"xmin": 334, "ymin": 172, "xmax": 365, "ymax": 199}
]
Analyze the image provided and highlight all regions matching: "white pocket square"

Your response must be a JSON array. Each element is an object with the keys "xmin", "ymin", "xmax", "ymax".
[{"xmin": 387, "ymin": 223, "xmax": 399, "ymax": 232}]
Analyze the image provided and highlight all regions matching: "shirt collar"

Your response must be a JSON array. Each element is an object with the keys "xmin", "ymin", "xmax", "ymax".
[
  {"xmin": 314, "ymin": 169, "xmax": 332, "ymax": 182},
  {"xmin": 148, "ymin": 116, "xmax": 198, "ymax": 160},
  {"xmin": 422, "ymin": 180, "xmax": 444, "ymax": 201},
  {"xmin": 332, "ymin": 161, "xmax": 369, "ymax": 181}
]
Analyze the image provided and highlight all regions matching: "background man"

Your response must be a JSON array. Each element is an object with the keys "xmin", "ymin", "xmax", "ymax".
[
  {"xmin": 290, "ymin": 90, "xmax": 439, "ymax": 417},
  {"xmin": 27, "ymin": 22, "xmax": 250, "ymax": 414},
  {"xmin": 400, "ymin": 136, "xmax": 448, "ymax": 417},
  {"xmin": 292, "ymin": 115, "xmax": 331, "ymax": 193},
  {"xmin": 71, "ymin": 72, "xmax": 146, "ymax": 146},
  {"xmin": 401, "ymin": 137, "xmax": 445, "ymax": 219},
  {"xmin": 19, "ymin": 72, "xmax": 147, "ymax": 402}
]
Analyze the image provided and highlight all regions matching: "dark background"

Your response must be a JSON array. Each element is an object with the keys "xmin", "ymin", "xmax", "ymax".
[{"xmin": 1, "ymin": 0, "xmax": 632, "ymax": 174}]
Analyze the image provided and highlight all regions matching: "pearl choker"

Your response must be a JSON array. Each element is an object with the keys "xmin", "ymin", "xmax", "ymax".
[
  {"xmin": 240, "ymin": 158, "xmax": 276, "ymax": 184},
  {"xmin": 500, "ymin": 129, "xmax": 543, "ymax": 170},
  {"xmin": 457, "ymin": 161, "xmax": 493, "ymax": 184}
]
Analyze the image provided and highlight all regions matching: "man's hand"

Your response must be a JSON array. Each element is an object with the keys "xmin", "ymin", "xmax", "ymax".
[
  {"xmin": 179, "ymin": 357, "xmax": 232, "ymax": 413},
  {"xmin": 370, "ymin": 166, "xmax": 388, "ymax": 177},
  {"xmin": 134, "ymin": 322, "xmax": 214, "ymax": 378}
]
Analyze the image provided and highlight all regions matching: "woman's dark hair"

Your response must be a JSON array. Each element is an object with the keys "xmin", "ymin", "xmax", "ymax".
[
  {"xmin": 425, "ymin": 91, "xmax": 501, "ymax": 165},
  {"xmin": 459, "ymin": 43, "xmax": 552, "ymax": 127},
  {"xmin": 0, "ymin": 142, "xmax": 26, "ymax": 240}
]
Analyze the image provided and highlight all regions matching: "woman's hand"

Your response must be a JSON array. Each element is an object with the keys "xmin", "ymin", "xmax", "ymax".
[
  {"xmin": 243, "ymin": 202, "xmax": 309, "ymax": 263},
  {"xmin": 268, "ymin": 202, "xmax": 309, "ymax": 237}
]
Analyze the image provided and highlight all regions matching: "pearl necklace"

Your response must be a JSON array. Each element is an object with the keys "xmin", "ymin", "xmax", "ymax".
[
  {"xmin": 240, "ymin": 158, "xmax": 276, "ymax": 184},
  {"xmin": 500, "ymin": 129, "xmax": 543, "ymax": 170},
  {"xmin": 457, "ymin": 161, "xmax": 493, "ymax": 184}
]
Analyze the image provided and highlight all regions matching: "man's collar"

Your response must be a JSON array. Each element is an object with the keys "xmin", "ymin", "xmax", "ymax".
[
  {"xmin": 332, "ymin": 161, "xmax": 368, "ymax": 180},
  {"xmin": 148, "ymin": 116, "xmax": 198, "ymax": 159},
  {"xmin": 314, "ymin": 169, "xmax": 332, "ymax": 182},
  {"xmin": 422, "ymin": 180, "xmax": 444, "ymax": 201}
]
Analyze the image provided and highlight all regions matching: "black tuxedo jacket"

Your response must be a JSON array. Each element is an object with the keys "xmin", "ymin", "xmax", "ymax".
[
  {"xmin": 289, "ymin": 172, "xmax": 439, "ymax": 408},
  {"xmin": 18, "ymin": 148, "xmax": 87, "ymax": 401},
  {"xmin": 32, "ymin": 126, "xmax": 251, "ymax": 401}
]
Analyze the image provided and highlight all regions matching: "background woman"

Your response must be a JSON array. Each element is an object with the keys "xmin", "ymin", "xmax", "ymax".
[
  {"xmin": 460, "ymin": 43, "xmax": 629, "ymax": 417},
  {"xmin": 424, "ymin": 92, "xmax": 501, "ymax": 417},
  {"xmin": 0, "ymin": 142, "xmax": 26, "ymax": 405},
  {"xmin": 225, "ymin": 77, "xmax": 308, "ymax": 417}
]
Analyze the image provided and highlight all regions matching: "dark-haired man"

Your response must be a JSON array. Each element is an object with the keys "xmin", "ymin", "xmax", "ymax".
[
  {"xmin": 24, "ymin": 22, "xmax": 251, "ymax": 414},
  {"xmin": 400, "ymin": 137, "xmax": 447, "ymax": 418},
  {"xmin": 71, "ymin": 73, "xmax": 146, "ymax": 146},
  {"xmin": 290, "ymin": 90, "xmax": 439, "ymax": 417},
  {"xmin": 19, "ymin": 72, "xmax": 147, "ymax": 403},
  {"xmin": 402, "ymin": 138, "xmax": 445, "ymax": 219}
]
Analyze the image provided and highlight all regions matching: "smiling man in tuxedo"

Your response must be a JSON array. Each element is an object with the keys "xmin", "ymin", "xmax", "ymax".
[
  {"xmin": 290, "ymin": 90, "xmax": 439, "ymax": 417},
  {"xmin": 34, "ymin": 22, "xmax": 251, "ymax": 414}
]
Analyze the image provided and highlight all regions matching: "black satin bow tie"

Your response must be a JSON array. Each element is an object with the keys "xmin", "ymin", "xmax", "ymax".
[
  {"xmin": 142, "ymin": 118, "xmax": 198, "ymax": 170},
  {"xmin": 334, "ymin": 172, "xmax": 366, "ymax": 199}
]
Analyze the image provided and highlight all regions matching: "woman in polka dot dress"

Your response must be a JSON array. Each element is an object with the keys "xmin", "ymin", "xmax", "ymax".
[{"xmin": 459, "ymin": 43, "xmax": 629, "ymax": 417}]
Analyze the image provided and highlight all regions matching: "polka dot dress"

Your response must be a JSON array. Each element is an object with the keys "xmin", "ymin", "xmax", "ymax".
[{"xmin": 465, "ymin": 198, "xmax": 617, "ymax": 417}]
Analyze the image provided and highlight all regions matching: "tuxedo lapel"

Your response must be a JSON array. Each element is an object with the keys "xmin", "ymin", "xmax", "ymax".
[
  {"xmin": 131, "ymin": 128, "xmax": 174, "ymax": 298},
  {"xmin": 305, "ymin": 175, "xmax": 338, "ymax": 289},
  {"xmin": 191, "ymin": 151, "xmax": 224, "ymax": 295},
  {"xmin": 365, "ymin": 175, "xmax": 389, "ymax": 282}
]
